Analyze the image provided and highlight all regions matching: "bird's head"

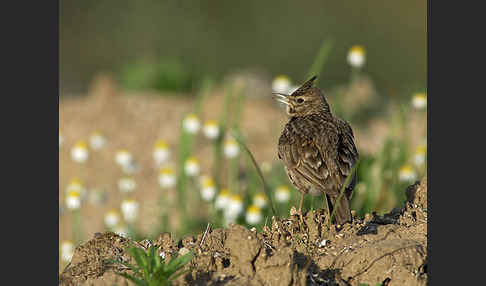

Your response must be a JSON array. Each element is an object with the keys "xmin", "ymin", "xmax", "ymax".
[{"xmin": 273, "ymin": 76, "xmax": 331, "ymax": 117}]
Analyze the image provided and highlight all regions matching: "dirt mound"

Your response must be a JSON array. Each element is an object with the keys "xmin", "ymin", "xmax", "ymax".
[{"xmin": 59, "ymin": 178, "xmax": 427, "ymax": 286}]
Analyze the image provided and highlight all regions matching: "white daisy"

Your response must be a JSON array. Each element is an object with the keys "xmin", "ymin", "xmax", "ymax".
[
  {"xmin": 347, "ymin": 45, "xmax": 366, "ymax": 68},
  {"xmin": 184, "ymin": 157, "xmax": 200, "ymax": 177},
  {"xmin": 412, "ymin": 93, "xmax": 427, "ymax": 110},
  {"xmin": 215, "ymin": 189, "xmax": 231, "ymax": 210},
  {"xmin": 118, "ymin": 177, "xmax": 137, "ymax": 194},
  {"xmin": 224, "ymin": 194, "xmax": 243, "ymax": 220},
  {"xmin": 115, "ymin": 149, "xmax": 133, "ymax": 168},
  {"xmin": 275, "ymin": 185, "xmax": 290, "ymax": 203},
  {"xmin": 89, "ymin": 131, "xmax": 106, "ymax": 150},
  {"xmin": 183, "ymin": 114, "xmax": 201, "ymax": 134},
  {"xmin": 223, "ymin": 137, "xmax": 239, "ymax": 159},
  {"xmin": 60, "ymin": 241, "xmax": 74, "ymax": 263},
  {"xmin": 66, "ymin": 190, "xmax": 81, "ymax": 210},
  {"xmin": 104, "ymin": 209, "xmax": 121, "ymax": 229},
  {"xmin": 272, "ymin": 75, "xmax": 292, "ymax": 94},
  {"xmin": 71, "ymin": 141, "xmax": 89, "ymax": 163},
  {"xmin": 203, "ymin": 120, "xmax": 220, "ymax": 139},
  {"xmin": 253, "ymin": 193, "xmax": 267, "ymax": 208},
  {"xmin": 245, "ymin": 205, "xmax": 263, "ymax": 225},
  {"xmin": 200, "ymin": 176, "xmax": 216, "ymax": 201},
  {"xmin": 158, "ymin": 167, "xmax": 177, "ymax": 189},
  {"xmin": 153, "ymin": 140, "xmax": 170, "ymax": 166},
  {"xmin": 413, "ymin": 145, "xmax": 427, "ymax": 166},
  {"xmin": 399, "ymin": 165, "xmax": 417, "ymax": 182},
  {"xmin": 121, "ymin": 198, "xmax": 139, "ymax": 224}
]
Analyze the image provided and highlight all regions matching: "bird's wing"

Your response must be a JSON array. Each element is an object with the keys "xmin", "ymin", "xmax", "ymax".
[
  {"xmin": 330, "ymin": 118, "xmax": 360, "ymax": 197},
  {"xmin": 335, "ymin": 118, "xmax": 359, "ymax": 178},
  {"xmin": 278, "ymin": 121, "xmax": 336, "ymax": 192}
]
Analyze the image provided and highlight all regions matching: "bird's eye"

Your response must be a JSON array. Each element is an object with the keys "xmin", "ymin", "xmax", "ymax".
[{"xmin": 296, "ymin": 98, "xmax": 304, "ymax": 103}]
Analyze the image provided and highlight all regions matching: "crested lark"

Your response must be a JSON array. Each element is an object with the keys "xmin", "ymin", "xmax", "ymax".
[{"xmin": 275, "ymin": 76, "xmax": 359, "ymax": 224}]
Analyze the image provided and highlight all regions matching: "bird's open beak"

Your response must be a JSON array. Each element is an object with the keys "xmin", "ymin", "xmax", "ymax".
[{"xmin": 272, "ymin": 92, "xmax": 290, "ymax": 105}]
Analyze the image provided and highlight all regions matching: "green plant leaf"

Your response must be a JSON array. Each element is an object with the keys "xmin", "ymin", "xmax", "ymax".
[
  {"xmin": 168, "ymin": 268, "xmax": 191, "ymax": 282},
  {"xmin": 166, "ymin": 252, "xmax": 193, "ymax": 276},
  {"xmin": 117, "ymin": 272, "xmax": 148, "ymax": 286},
  {"xmin": 128, "ymin": 247, "xmax": 151, "ymax": 280}
]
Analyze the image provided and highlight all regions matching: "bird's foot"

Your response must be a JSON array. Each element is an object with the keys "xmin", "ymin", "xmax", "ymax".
[
  {"xmin": 290, "ymin": 206, "xmax": 306, "ymax": 229},
  {"xmin": 298, "ymin": 207, "xmax": 305, "ymax": 229}
]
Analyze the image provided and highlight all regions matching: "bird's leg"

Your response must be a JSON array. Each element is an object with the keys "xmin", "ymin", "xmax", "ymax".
[
  {"xmin": 298, "ymin": 193, "xmax": 305, "ymax": 214},
  {"xmin": 324, "ymin": 195, "xmax": 331, "ymax": 224},
  {"xmin": 298, "ymin": 192, "xmax": 305, "ymax": 226}
]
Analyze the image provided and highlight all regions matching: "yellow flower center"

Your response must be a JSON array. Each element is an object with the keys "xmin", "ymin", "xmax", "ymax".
[
  {"xmin": 205, "ymin": 120, "xmax": 218, "ymax": 127},
  {"xmin": 186, "ymin": 157, "xmax": 199, "ymax": 165},
  {"xmin": 185, "ymin": 114, "xmax": 199, "ymax": 121},
  {"xmin": 231, "ymin": 194, "xmax": 242, "ymax": 202},
  {"xmin": 247, "ymin": 205, "xmax": 261, "ymax": 214},
  {"xmin": 202, "ymin": 177, "xmax": 214, "ymax": 188},
  {"xmin": 224, "ymin": 138, "xmax": 237, "ymax": 145},
  {"xmin": 107, "ymin": 209, "xmax": 119, "ymax": 216},
  {"xmin": 155, "ymin": 140, "xmax": 168, "ymax": 149},
  {"xmin": 219, "ymin": 189, "xmax": 231, "ymax": 197},
  {"xmin": 277, "ymin": 186, "xmax": 290, "ymax": 193},
  {"xmin": 416, "ymin": 146, "xmax": 427, "ymax": 154},
  {"xmin": 74, "ymin": 141, "xmax": 87, "ymax": 149},
  {"xmin": 274, "ymin": 75, "xmax": 290, "ymax": 82},
  {"xmin": 350, "ymin": 45, "xmax": 365, "ymax": 55},
  {"xmin": 160, "ymin": 168, "xmax": 174, "ymax": 175},
  {"xmin": 67, "ymin": 191, "xmax": 80, "ymax": 198},
  {"xmin": 254, "ymin": 193, "xmax": 266, "ymax": 201},
  {"xmin": 70, "ymin": 177, "xmax": 82, "ymax": 185},
  {"xmin": 400, "ymin": 165, "xmax": 413, "ymax": 173}
]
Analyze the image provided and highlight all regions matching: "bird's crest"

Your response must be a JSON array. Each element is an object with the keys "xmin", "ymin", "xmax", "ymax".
[{"xmin": 290, "ymin": 75, "xmax": 317, "ymax": 97}]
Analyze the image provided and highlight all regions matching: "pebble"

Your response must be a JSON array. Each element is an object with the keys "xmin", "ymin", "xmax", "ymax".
[
  {"xmin": 290, "ymin": 206, "xmax": 298, "ymax": 216},
  {"xmin": 179, "ymin": 247, "xmax": 190, "ymax": 256},
  {"xmin": 318, "ymin": 239, "xmax": 327, "ymax": 247}
]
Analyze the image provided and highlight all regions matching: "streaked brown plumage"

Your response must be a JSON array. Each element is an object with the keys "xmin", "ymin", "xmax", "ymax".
[{"xmin": 275, "ymin": 76, "xmax": 359, "ymax": 224}]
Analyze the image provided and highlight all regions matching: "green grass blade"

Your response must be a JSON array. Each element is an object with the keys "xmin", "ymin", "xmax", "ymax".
[
  {"xmin": 195, "ymin": 77, "xmax": 213, "ymax": 116},
  {"xmin": 307, "ymin": 38, "xmax": 334, "ymax": 82},
  {"xmin": 230, "ymin": 131, "xmax": 278, "ymax": 216}
]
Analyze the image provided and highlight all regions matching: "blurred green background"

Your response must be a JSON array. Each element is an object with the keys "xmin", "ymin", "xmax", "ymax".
[{"xmin": 60, "ymin": 0, "xmax": 426, "ymax": 96}]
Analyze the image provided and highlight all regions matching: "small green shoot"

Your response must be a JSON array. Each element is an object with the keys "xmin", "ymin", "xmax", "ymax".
[{"xmin": 106, "ymin": 244, "xmax": 193, "ymax": 286}]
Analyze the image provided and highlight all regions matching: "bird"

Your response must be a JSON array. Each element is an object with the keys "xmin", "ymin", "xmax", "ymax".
[{"xmin": 274, "ymin": 75, "xmax": 359, "ymax": 225}]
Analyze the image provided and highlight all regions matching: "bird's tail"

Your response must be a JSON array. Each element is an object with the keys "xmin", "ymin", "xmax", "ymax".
[{"xmin": 326, "ymin": 194, "xmax": 352, "ymax": 225}]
